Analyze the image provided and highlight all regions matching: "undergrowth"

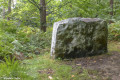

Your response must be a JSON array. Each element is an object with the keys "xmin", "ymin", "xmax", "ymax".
[
  {"xmin": 0, "ymin": 20, "xmax": 52, "ymax": 58},
  {"xmin": 108, "ymin": 21, "xmax": 120, "ymax": 41},
  {"xmin": 0, "ymin": 57, "xmax": 32, "ymax": 80},
  {"xmin": 0, "ymin": 19, "xmax": 120, "ymax": 79}
]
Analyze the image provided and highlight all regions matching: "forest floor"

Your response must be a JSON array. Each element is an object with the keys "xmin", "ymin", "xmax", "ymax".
[
  {"xmin": 22, "ymin": 41, "xmax": 120, "ymax": 80},
  {"xmin": 63, "ymin": 41, "xmax": 120, "ymax": 80}
]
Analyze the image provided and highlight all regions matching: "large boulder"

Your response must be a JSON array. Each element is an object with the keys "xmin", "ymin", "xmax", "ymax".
[{"xmin": 51, "ymin": 17, "xmax": 108, "ymax": 59}]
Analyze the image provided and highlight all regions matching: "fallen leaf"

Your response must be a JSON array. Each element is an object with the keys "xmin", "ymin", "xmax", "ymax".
[
  {"xmin": 76, "ymin": 64, "xmax": 81, "ymax": 66},
  {"xmin": 48, "ymin": 76, "xmax": 53, "ymax": 80},
  {"xmin": 71, "ymin": 75, "xmax": 75, "ymax": 77}
]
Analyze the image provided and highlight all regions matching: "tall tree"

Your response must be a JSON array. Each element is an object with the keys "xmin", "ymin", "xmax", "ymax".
[
  {"xmin": 28, "ymin": 0, "xmax": 46, "ymax": 32},
  {"xmin": 40, "ymin": 0, "xmax": 46, "ymax": 32},
  {"xmin": 110, "ymin": 0, "xmax": 114, "ymax": 16},
  {"xmin": 7, "ymin": 0, "xmax": 11, "ymax": 20},
  {"xmin": 28, "ymin": 0, "xmax": 71, "ymax": 32}
]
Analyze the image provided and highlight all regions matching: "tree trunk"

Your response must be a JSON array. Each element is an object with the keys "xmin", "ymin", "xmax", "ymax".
[
  {"xmin": 7, "ymin": 0, "xmax": 11, "ymax": 20},
  {"xmin": 40, "ymin": 0, "xmax": 46, "ymax": 32},
  {"xmin": 3, "ymin": 0, "xmax": 5, "ymax": 19},
  {"xmin": 3, "ymin": 7, "xmax": 5, "ymax": 19},
  {"xmin": 110, "ymin": 0, "xmax": 114, "ymax": 16}
]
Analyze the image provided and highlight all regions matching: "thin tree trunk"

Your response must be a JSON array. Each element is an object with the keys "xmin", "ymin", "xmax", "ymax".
[
  {"xmin": 3, "ymin": 7, "xmax": 5, "ymax": 19},
  {"xmin": 110, "ymin": 0, "xmax": 114, "ymax": 16},
  {"xmin": 2, "ymin": 0, "xmax": 5, "ymax": 19},
  {"xmin": 7, "ymin": 0, "xmax": 11, "ymax": 20},
  {"xmin": 40, "ymin": 0, "xmax": 46, "ymax": 32}
]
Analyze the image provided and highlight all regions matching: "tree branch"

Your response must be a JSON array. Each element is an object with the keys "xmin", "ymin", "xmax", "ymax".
[
  {"xmin": 47, "ymin": 1, "xmax": 71, "ymax": 15},
  {"xmin": 28, "ymin": 0, "xmax": 41, "ymax": 10},
  {"xmin": 46, "ymin": 0, "xmax": 52, "ymax": 5}
]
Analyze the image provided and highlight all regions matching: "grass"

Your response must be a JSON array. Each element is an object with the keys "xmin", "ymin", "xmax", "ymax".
[
  {"xmin": 108, "ymin": 41, "xmax": 120, "ymax": 52},
  {"xmin": 21, "ymin": 52, "xmax": 91, "ymax": 80},
  {"xmin": 5, "ymin": 41, "xmax": 117, "ymax": 80},
  {"xmin": 0, "ymin": 41, "xmax": 119, "ymax": 80}
]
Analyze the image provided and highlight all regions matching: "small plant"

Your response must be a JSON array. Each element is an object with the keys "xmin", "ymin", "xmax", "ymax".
[
  {"xmin": 108, "ymin": 21, "xmax": 120, "ymax": 41},
  {"xmin": 0, "ymin": 30, "xmax": 14, "ymax": 58},
  {"xmin": 0, "ymin": 20, "xmax": 17, "ymax": 58},
  {"xmin": 0, "ymin": 57, "xmax": 32, "ymax": 79}
]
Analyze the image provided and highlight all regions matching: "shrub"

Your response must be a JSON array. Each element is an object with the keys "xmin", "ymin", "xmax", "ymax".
[
  {"xmin": 108, "ymin": 21, "xmax": 120, "ymax": 41},
  {"xmin": 14, "ymin": 27, "xmax": 52, "ymax": 56},
  {"xmin": 0, "ymin": 20, "xmax": 18, "ymax": 34},
  {"xmin": 0, "ymin": 30, "xmax": 14, "ymax": 58},
  {"xmin": 0, "ymin": 19, "xmax": 52, "ymax": 58}
]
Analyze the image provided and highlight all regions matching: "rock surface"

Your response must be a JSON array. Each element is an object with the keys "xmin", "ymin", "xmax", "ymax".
[{"xmin": 51, "ymin": 17, "xmax": 108, "ymax": 59}]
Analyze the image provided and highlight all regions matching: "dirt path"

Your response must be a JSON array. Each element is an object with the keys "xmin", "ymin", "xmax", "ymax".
[{"xmin": 64, "ymin": 51, "xmax": 120, "ymax": 80}]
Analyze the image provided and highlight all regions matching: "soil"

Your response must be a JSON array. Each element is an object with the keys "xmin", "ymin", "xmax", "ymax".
[{"xmin": 63, "ymin": 51, "xmax": 120, "ymax": 80}]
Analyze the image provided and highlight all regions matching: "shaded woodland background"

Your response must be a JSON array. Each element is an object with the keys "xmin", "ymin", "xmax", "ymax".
[{"xmin": 0, "ymin": 0, "xmax": 120, "ymax": 79}]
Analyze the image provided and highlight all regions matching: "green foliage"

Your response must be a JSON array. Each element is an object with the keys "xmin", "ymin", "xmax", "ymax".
[
  {"xmin": 0, "ymin": 57, "xmax": 20, "ymax": 77},
  {"xmin": 108, "ymin": 21, "xmax": 120, "ymax": 41},
  {"xmin": 0, "ymin": 17, "xmax": 52, "ymax": 58},
  {"xmin": 0, "ymin": 57, "xmax": 32, "ymax": 79},
  {"xmin": 48, "ymin": 0, "xmax": 120, "ymax": 24},
  {"xmin": 0, "ymin": 39, "xmax": 13, "ymax": 57},
  {"xmin": 11, "ymin": 1, "xmax": 40, "ymax": 27},
  {"xmin": 0, "ymin": 0, "xmax": 120, "ymax": 79},
  {"xmin": 14, "ymin": 27, "xmax": 52, "ymax": 56},
  {"xmin": 28, "ymin": 27, "xmax": 52, "ymax": 49},
  {"xmin": 0, "ymin": 21, "xmax": 15, "ymax": 57},
  {"xmin": 0, "ymin": 20, "xmax": 17, "ymax": 34}
]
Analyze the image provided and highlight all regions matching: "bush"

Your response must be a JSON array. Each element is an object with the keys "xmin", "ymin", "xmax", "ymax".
[
  {"xmin": 0, "ymin": 19, "xmax": 52, "ymax": 58},
  {"xmin": 108, "ymin": 21, "xmax": 120, "ymax": 41},
  {"xmin": 0, "ymin": 30, "xmax": 14, "ymax": 58},
  {"xmin": 14, "ymin": 27, "xmax": 52, "ymax": 56},
  {"xmin": 0, "ymin": 20, "xmax": 18, "ymax": 34}
]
